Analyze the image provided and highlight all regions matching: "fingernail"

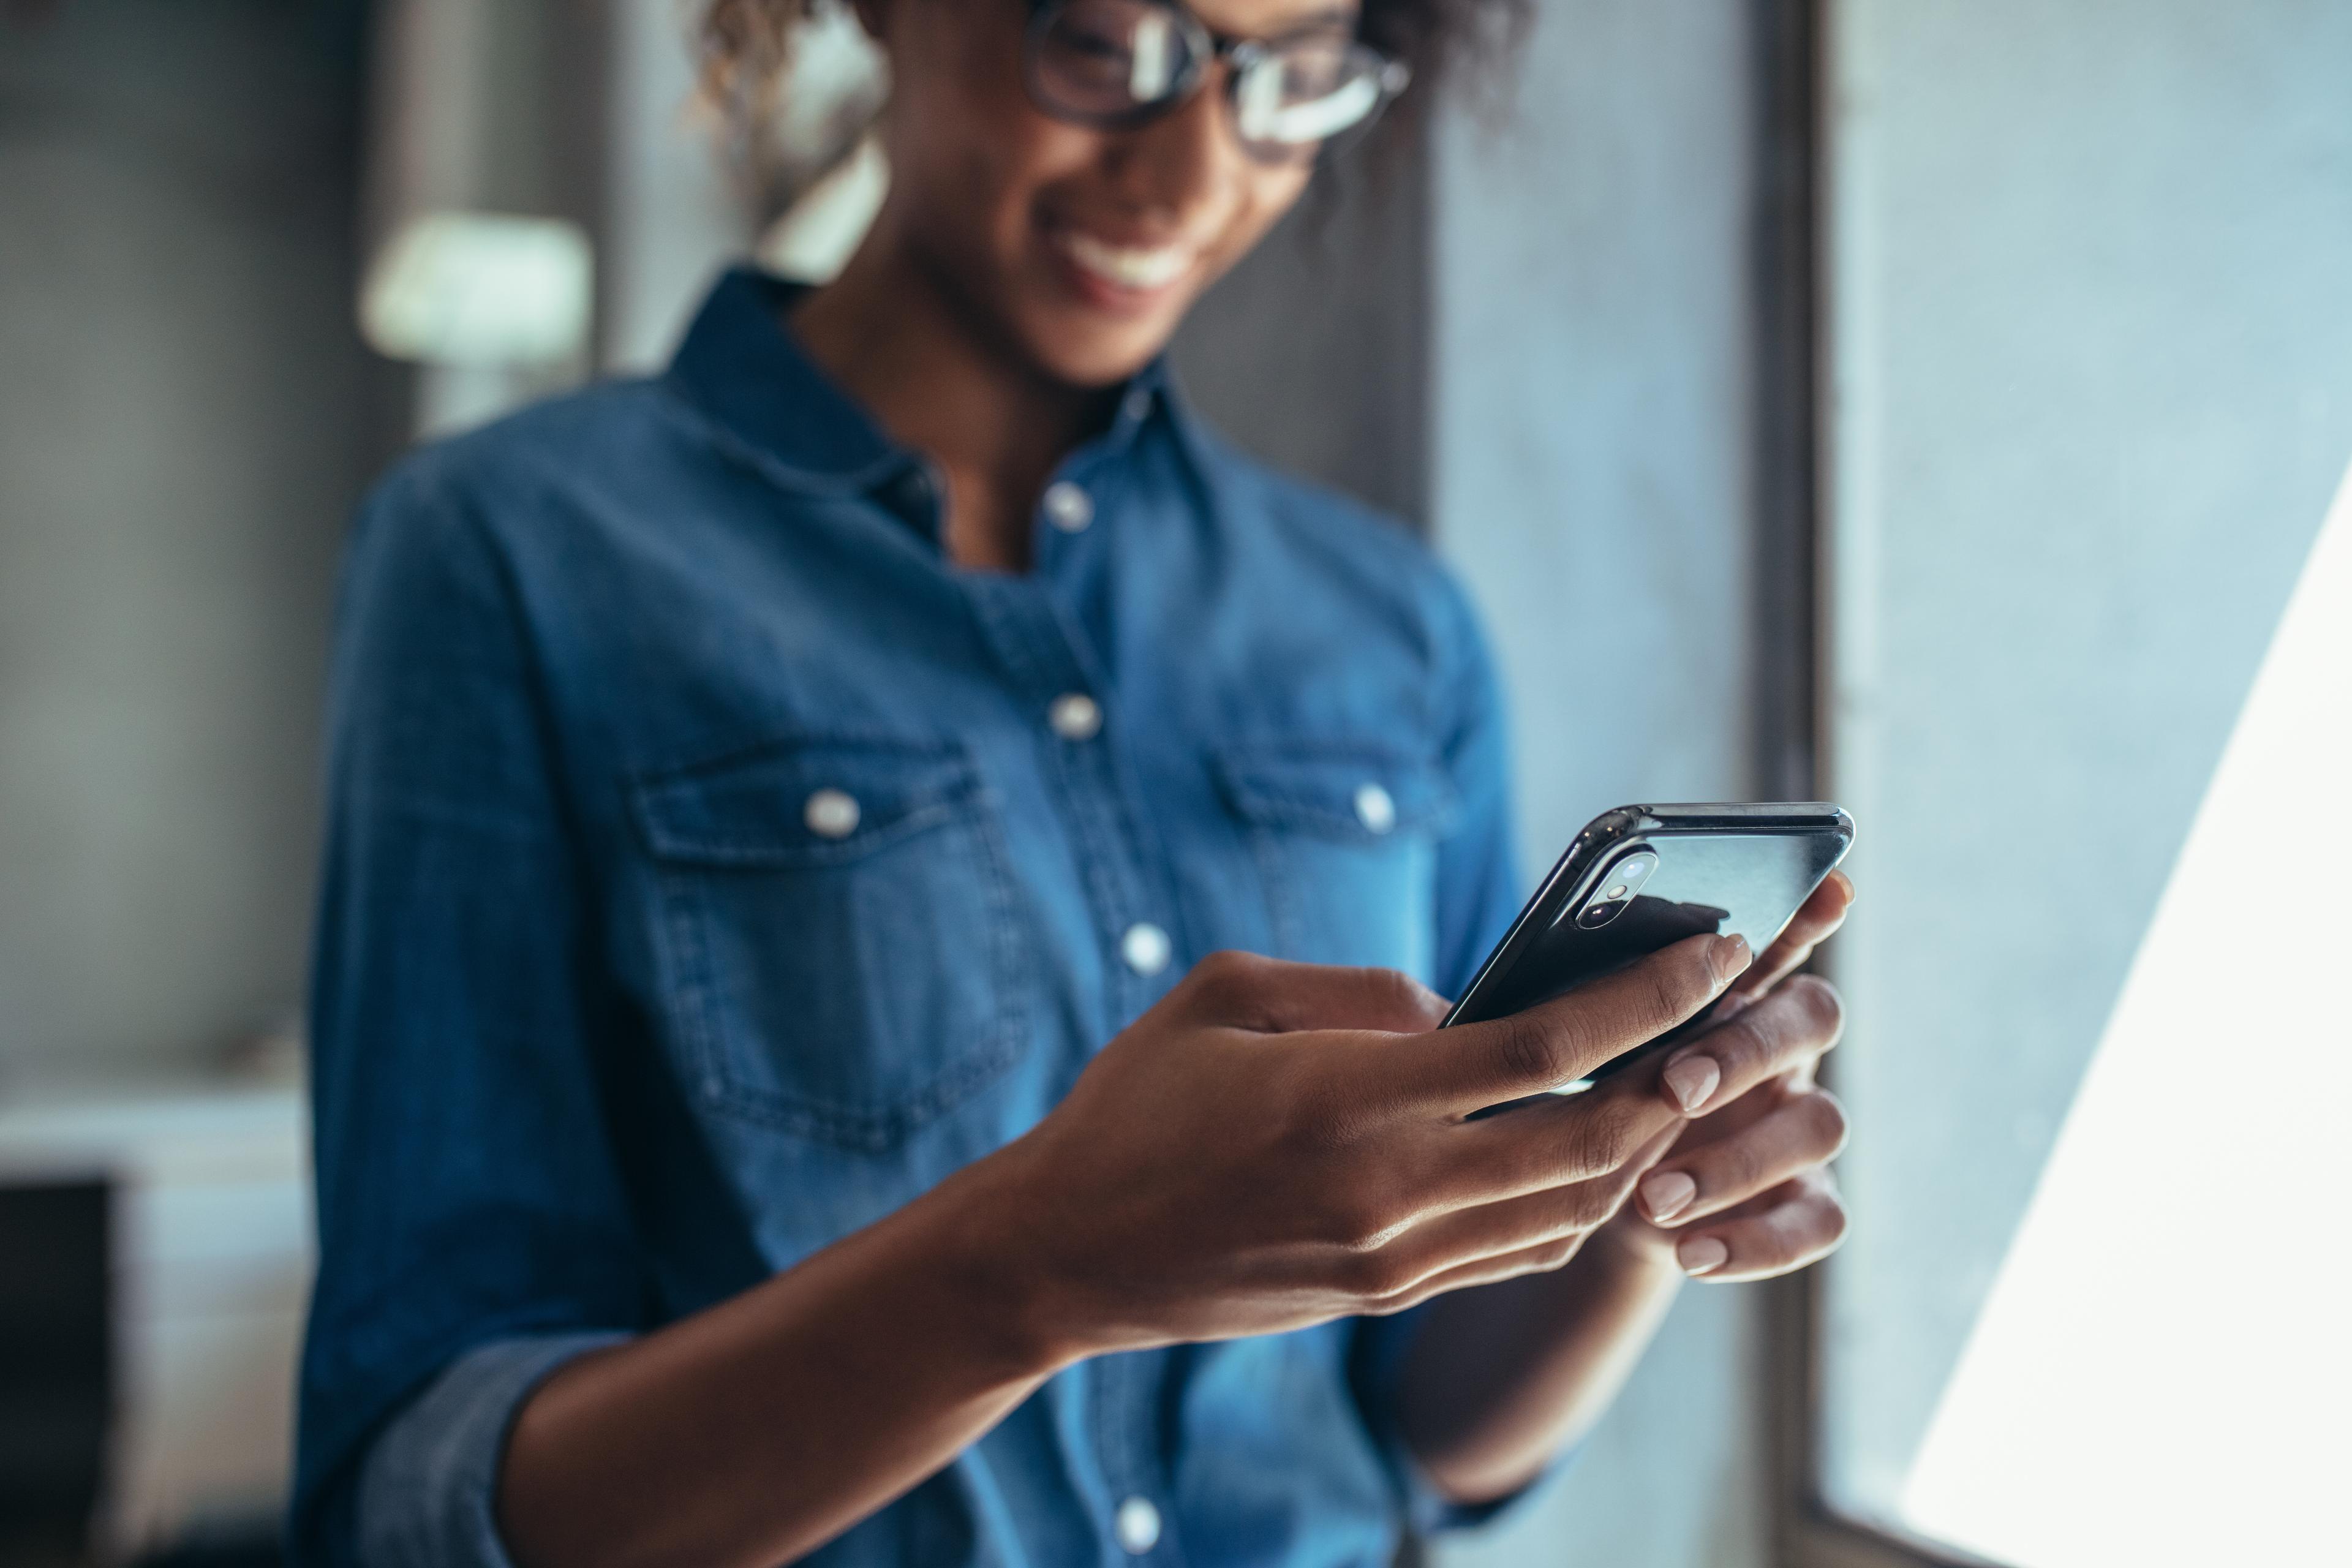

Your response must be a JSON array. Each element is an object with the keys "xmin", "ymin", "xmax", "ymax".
[
  {"xmin": 1678, "ymin": 1237, "xmax": 1729, "ymax": 1276},
  {"xmin": 1640, "ymin": 1170, "xmax": 1697, "ymax": 1223},
  {"xmin": 1663, "ymin": 1054, "xmax": 1721, "ymax": 1114},
  {"xmin": 1711, "ymin": 935, "xmax": 1753, "ymax": 987}
]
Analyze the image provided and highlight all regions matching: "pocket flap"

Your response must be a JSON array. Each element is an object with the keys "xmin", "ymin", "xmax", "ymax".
[
  {"xmin": 631, "ymin": 737, "xmax": 981, "ymax": 869},
  {"xmin": 1212, "ymin": 741, "xmax": 1459, "ymax": 842}
]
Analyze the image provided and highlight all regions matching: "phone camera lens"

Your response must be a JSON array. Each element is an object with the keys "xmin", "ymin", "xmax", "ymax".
[{"xmin": 1575, "ymin": 897, "xmax": 1628, "ymax": 930}]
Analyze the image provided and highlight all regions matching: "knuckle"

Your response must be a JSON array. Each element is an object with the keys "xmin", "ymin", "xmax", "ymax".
[
  {"xmin": 1366, "ymin": 967, "xmax": 1442, "ymax": 1027},
  {"xmin": 1540, "ymin": 1235, "xmax": 1583, "ymax": 1271},
  {"xmin": 1341, "ymin": 1248, "xmax": 1415, "ymax": 1300},
  {"xmin": 1569, "ymin": 1178, "xmax": 1623, "ymax": 1231},
  {"xmin": 1317, "ymin": 1185, "xmax": 1400, "ymax": 1251},
  {"xmin": 1567, "ymin": 1101, "xmax": 1642, "ymax": 1175},
  {"xmin": 1643, "ymin": 959, "xmax": 1695, "ymax": 1031},
  {"xmin": 1493, "ymin": 1012, "xmax": 1566, "ymax": 1090},
  {"xmin": 1789, "ymin": 974, "xmax": 1847, "ymax": 1047},
  {"xmin": 1186, "ymin": 948, "xmax": 1259, "ymax": 1009},
  {"xmin": 1714, "ymin": 1133, "xmax": 1765, "ymax": 1195},
  {"xmin": 1801, "ymin": 1089, "xmax": 1851, "ymax": 1158}
]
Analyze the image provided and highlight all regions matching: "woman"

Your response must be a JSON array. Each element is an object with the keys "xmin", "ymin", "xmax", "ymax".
[{"xmin": 293, "ymin": 0, "xmax": 1854, "ymax": 1563}]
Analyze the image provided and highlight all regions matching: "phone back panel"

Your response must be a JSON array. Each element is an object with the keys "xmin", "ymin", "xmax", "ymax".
[{"xmin": 1444, "ymin": 805, "xmax": 1852, "ymax": 1074}]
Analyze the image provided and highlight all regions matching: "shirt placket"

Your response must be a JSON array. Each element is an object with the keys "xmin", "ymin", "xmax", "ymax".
[{"xmin": 959, "ymin": 552, "xmax": 1180, "ymax": 1027}]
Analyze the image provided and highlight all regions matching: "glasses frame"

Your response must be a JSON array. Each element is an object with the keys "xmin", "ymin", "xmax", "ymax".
[{"xmin": 1020, "ymin": 0, "xmax": 1412, "ymax": 164}]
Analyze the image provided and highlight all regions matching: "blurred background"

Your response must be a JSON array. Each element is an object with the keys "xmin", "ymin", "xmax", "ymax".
[{"xmin": 0, "ymin": 1, "xmax": 2345, "ymax": 1566}]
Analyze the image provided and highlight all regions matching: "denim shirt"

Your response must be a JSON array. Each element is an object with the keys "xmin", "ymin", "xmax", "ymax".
[{"xmin": 292, "ymin": 268, "xmax": 1527, "ymax": 1568}]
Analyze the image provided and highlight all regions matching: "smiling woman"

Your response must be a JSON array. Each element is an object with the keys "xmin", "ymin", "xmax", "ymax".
[{"xmin": 288, "ymin": 1, "xmax": 1855, "ymax": 1566}]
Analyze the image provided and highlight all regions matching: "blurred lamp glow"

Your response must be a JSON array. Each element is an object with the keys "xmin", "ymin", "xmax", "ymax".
[{"xmin": 360, "ymin": 212, "xmax": 592, "ymax": 366}]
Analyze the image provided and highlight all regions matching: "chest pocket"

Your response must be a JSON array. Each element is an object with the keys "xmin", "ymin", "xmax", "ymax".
[
  {"xmin": 1213, "ymin": 742, "xmax": 1458, "ymax": 982},
  {"xmin": 631, "ymin": 737, "xmax": 1030, "ymax": 1153}
]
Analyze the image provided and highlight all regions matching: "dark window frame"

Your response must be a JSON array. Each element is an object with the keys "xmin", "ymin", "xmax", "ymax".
[{"xmin": 1747, "ymin": 4, "xmax": 1999, "ymax": 1564}]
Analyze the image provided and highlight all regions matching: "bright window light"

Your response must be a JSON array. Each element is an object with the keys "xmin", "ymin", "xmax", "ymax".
[
  {"xmin": 1898, "ymin": 453, "xmax": 2352, "ymax": 1565},
  {"xmin": 359, "ymin": 212, "xmax": 592, "ymax": 368}
]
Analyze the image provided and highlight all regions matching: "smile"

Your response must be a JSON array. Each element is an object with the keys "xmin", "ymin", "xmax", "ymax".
[{"xmin": 1054, "ymin": 230, "xmax": 1194, "ymax": 293}]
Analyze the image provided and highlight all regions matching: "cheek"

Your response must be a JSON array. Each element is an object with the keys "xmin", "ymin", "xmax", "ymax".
[{"xmin": 1199, "ymin": 165, "xmax": 1315, "ymax": 278}]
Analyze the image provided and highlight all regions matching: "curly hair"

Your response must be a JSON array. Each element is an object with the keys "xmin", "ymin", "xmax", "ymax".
[{"xmin": 699, "ymin": 0, "xmax": 1528, "ymax": 190}]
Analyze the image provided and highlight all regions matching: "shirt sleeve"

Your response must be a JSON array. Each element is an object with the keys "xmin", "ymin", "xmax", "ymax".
[
  {"xmin": 1349, "ymin": 569, "xmax": 1578, "ymax": 1536},
  {"xmin": 290, "ymin": 461, "xmax": 647, "ymax": 1568}
]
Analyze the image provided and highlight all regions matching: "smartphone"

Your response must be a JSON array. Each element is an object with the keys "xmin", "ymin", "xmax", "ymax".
[{"xmin": 1444, "ymin": 802, "xmax": 1853, "ymax": 1085}]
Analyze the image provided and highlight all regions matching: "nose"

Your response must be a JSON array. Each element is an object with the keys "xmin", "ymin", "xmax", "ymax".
[{"xmin": 1102, "ymin": 67, "xmax": 1240, "ymax": 222}]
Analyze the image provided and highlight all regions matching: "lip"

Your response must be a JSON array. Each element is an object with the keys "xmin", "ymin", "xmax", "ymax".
[{"xmin": 1042, "ymin": 223, "xmax": 1196, "ymax": 316}]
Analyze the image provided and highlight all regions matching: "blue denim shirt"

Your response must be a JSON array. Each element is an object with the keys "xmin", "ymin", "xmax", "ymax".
[{"xmin": 293, "ymin": 268, "xmax": 1527, "ymax": 1568}]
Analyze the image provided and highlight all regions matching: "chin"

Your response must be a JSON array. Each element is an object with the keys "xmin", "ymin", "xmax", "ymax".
[{"xmin": 1019, "ymin": 299, "xmax": 1185, "ymax": 389}]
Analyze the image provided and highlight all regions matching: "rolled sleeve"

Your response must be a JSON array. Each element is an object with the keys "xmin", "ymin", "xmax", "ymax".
[
  {"xmin": 293, "ymin": 464, "xmax": 650, "ymax": 1567},
  {"xmin": 356, "ymin": 1334, "xmax": 630, "ymax": 1568}
]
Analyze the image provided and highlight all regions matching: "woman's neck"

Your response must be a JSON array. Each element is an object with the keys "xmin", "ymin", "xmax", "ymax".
[{"xmin": 791, "ymin": 217, "xmax": 1112, "ymax": 573}]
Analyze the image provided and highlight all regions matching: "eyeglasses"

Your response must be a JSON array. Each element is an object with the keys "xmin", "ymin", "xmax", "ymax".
[{"xmin": 1022, "ymin": 0, "xmax": 1411, "ymax": 165}]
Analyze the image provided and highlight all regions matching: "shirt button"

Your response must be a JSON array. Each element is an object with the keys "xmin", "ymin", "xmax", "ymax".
[
  {"xmin": 1049, "ymin": 692, "xmax": 1103, "ymax": 741},
  {"xmin": 1043, "ymin": 480, "xmax": 1094, "ymax": 533},
  {"xmin": 1354, "ymin": 781, "xmax": 1397, "ymax": 835},
  {"xmin": 802, "ymin": 788, "xmax": 861, "ymax": 839},
  {"xmin": 1120, "ymin": 922, "xmax": 1172, "ymax": 977},
  {"xmin": 1121, "ymin": 385, "xmax": 1153, "ymax": 424},
  {"xmin": 1114, "ymin": 1495, "xmax": 1162, "ymax": 1555}
]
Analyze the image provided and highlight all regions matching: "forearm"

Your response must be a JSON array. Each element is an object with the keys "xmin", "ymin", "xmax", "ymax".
[
  {"xmin": 1394, "ymin": 1226, "xmax": 1684, "ymax": 1504},
  {"xmin": 496, "ymin": 1158, "xmax": 1064, "ymax": 1568}
]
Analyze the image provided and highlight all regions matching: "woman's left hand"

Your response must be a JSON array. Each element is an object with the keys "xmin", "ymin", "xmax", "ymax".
[{"xmin": 1604, "ymin": 871, "xmax": 1855, "ymax": 1282}]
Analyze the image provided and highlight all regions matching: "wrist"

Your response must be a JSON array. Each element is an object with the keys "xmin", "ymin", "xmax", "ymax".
[{"xmin": 907, "ymin": 1140, "xmax": 1101, "ymax": 1380}]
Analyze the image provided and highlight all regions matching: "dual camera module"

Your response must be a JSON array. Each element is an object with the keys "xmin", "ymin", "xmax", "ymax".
[{"xmin": 1571, "ymin": 850, "xmax": 1659, "ymax": 929}]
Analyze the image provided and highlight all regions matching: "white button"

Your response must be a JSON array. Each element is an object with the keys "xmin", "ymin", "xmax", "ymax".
[
  {"xmin": 1121, "ymin": 386, "xmax": 1153, "ymax": 423},
  {"xmin": 1044, "ymin": 480, "xmax": 1094, "ymax": 532},
  {"xmin": 1049, "ymin": 692, "xmax": 1103, "ymax": 741},
  {"xmin": 1114, "ymin": 1495, "xmax": 1162, "ymax": 1555},
  {"xmin": 1354, "ymin": 782, "xmax": 1396, "ymax": 835},
  {"xmin": 802, "ymin": 788, "xmax": 861, "ymax": 839},
  {"xmin": 1120, "ymin": 922, "xmax": 1172, "ymax": 976}
]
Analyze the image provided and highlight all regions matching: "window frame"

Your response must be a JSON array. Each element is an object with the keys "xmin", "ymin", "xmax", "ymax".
[{"xmin": 1749, "ymin": 4, "xmax": 1997, "ymax": 1564}]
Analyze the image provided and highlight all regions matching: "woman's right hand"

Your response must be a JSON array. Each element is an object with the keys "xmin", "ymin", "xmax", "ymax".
[{"xmin": 960, "ymin": 932, "xmax": 1755, "ymax": 1364}]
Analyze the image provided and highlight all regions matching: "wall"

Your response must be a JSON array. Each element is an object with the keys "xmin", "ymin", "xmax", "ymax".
[
  {"xmin": 0, "ymin": 0, "xmax": 376, "ymax": 1084},
  {"xmin": 1428, "ymin": 3, "xmax": 1765, "ymax": 1567},
  {"xmin": 1817, "ymin": 0, "xmax": 2352, "ymax": 1531}
]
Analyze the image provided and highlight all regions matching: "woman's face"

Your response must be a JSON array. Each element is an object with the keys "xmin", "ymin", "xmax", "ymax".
[{"xmin": 872, "ymin": 0, "xmax": 1351, "ymax": 387}]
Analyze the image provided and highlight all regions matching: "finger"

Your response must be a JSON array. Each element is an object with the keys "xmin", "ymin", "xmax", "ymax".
[
  {"xmin": 1721, "ymin": 870, "xmax": 1853, "ymax": 1014},
  {"xmin": 1396, "ymin": 933, "xmax": 1752, "ymax": 1112},
  {"xmin": 1385, "ymin": 1117, "xmax": 1681, "ymax": 1273},
  {"xmin": 1635, "ymin": 1087, "xmax": 1847, "ymax": 1227},
  {"xmin": 1414, "ymin": 1079, "xmax": 1686, "ymax": 1215},
  {"xmin": 1671, "ymin": 1172, "xmax": 1848, "ymax": 1283},
  {"xmin": 1362, "ymin": 1226, "xmax": 1603, "ymax": 1313},
  {"xmin": 1169, "ymin": 950, "xmax": 1448, "ymax": 1035},
  {"xmin": 1654, "ymin": 974, "xmax": 1844, "ymax": 1117}
]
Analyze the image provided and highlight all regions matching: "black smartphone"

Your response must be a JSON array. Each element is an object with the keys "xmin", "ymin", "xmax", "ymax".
[{"xmin": 1444, "ymin": 802, "xmax": 1853, "ymax": 1085}]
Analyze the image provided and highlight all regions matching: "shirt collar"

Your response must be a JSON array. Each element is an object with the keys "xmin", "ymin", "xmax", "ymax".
[{"xmin": 663, "ymin": 265, "xmax": 1193, "ymax": 493}]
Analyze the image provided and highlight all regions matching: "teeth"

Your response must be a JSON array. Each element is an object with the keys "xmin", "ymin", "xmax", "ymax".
[{"xmin": 1061, "ymin": 231, "xmax": 1191, "ymax": 290}]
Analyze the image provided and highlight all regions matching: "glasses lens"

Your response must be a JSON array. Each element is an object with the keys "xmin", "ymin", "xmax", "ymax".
[
  {"xmin": 1229, "ymin": 40, "xmax": 1399, "ymax": 160},
  {"xmin": 1031, "ymin": 0, "xmax": 1205, "ymax": 121}
]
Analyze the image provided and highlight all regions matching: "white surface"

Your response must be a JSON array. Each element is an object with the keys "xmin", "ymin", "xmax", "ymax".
[
  {"xmin": 1898, "ymin": 459, "xmax": 2352, "ymax": 1566},
  {"xmin": 0, "ymin": 1081, "xmax": 312, "ymax": 1555}
]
